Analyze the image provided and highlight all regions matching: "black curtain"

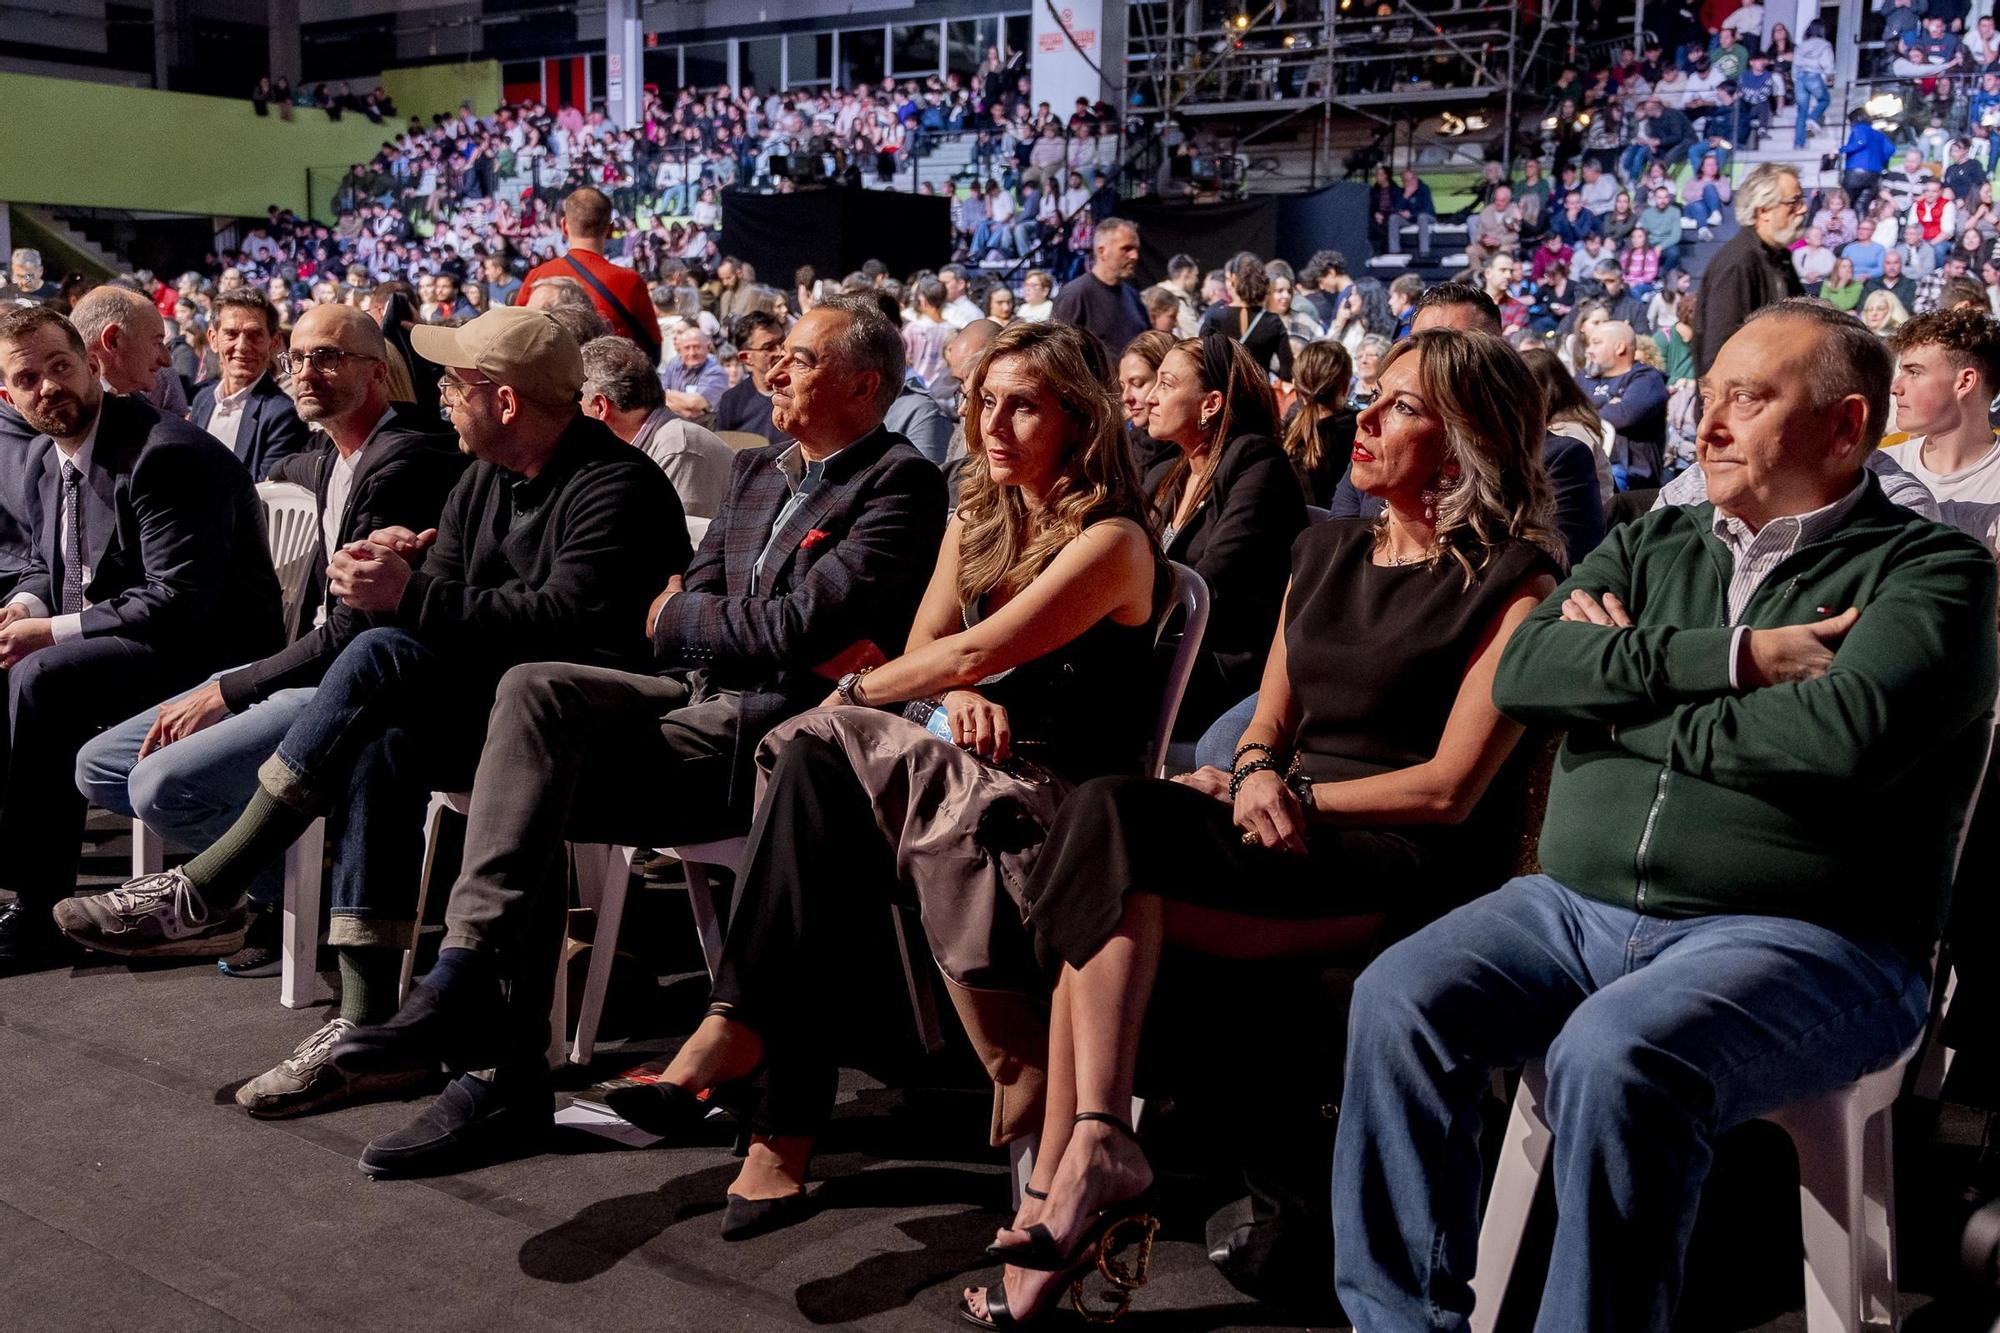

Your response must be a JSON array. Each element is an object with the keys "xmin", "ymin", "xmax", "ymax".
[
  {"xmin": 721, "ymin": 188, "xmax": 953, "ymax": 287},
  {"xmin": 1114, "ymin": 183, "xmax": 1373, "ymax": 287}
]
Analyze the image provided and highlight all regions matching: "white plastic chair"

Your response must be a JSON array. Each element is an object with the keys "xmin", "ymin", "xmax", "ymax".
[
  {"xmin": 1469, "ymin": 720, "xmax": 1995, "ymax": 1333},
  {"xmin": 256, "ymin": 480, "xmax": 319, "ymax": 620}
]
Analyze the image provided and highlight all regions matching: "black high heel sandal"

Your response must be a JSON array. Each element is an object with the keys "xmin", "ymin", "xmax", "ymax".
[
  {"xmin": 985, "ymin": 1111, "xmax": 1157, "ymax": 1271},
  {"xmin": 959, "ymin": 1203, "xmax": 1160, "ymax": 1329}
]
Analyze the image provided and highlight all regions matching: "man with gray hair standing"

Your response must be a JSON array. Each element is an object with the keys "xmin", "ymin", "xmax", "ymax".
[
  {"xmin": 580, "ymin": 335, "xmax": 731, "ymax": 519},
  {"xmin": 1694, "ymin": 162, "xmax": 1808, "ymax": 373},
  {"xmin": 0, "ymin": 250, "xmax": 59, "ymax": 307},
  {"xmin": 1050, "ymin": 216, "xmax": 1146, "ymax": 353}
]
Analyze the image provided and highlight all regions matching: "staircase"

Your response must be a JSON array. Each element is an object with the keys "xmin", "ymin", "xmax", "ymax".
[{"xmin": 14, "ymin": 205, "xmax": 124, "ymax": 280}]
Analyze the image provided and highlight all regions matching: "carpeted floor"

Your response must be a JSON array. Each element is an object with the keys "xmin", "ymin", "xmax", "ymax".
[{"xmin": 2, "ymin": 818, "xmax": 1998, "ymax": 1332}]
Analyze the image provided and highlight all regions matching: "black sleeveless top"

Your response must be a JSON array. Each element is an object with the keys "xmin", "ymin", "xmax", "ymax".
[
  {"xmin": 1285, "ymin": 520, "xmax": 1558, "ymax": 785},
  {"xmin": 968, "ymin": 546, "xmax": 1169, "ymax": 786}
]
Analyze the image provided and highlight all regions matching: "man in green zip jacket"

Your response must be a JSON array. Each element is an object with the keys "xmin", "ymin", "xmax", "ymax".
[{"xmin": 1333, "ymin": 298, "xmax": 2000, "ymax": 1333}]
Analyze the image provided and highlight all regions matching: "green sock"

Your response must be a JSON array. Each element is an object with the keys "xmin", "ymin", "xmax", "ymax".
[
  {"xmin": 178, "ymin": 785, "xmax": 315, "ymax": 909},
  {"xmin": 338, "ymin": 948, "xmax": 403, "ymax": 1026}
]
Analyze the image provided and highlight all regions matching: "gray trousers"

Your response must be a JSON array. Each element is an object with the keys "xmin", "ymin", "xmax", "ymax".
[{"xmin": 439, "ymin": 662, "xmax": 745, "ymax": 1050}]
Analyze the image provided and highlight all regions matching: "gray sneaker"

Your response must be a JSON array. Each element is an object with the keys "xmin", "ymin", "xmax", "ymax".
[
  {"xmin": 236, "ymin": 1018, "xmax": 427, "ymax": 1119},
  {"xmin": 52, "ymin": 869, "xmax": 247, "ymax": 958}
]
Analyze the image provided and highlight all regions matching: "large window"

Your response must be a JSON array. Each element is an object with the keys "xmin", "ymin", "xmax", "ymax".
[
  {"xmin": 841, "ymin": 26, "xmax": 885, "ymax": 88},
  {"xmin": 684, "ymin": 41, "xmax": 729, "ymax": 90},
  {"xmin": 787, "ymin": 31, "xmax": 833, "ymax": 86},
  {"xmin": 946, "ymin": 18, "xmax": 1000, "ymax": 81},
  {"xmin": 1005, "ymin": 14, "xmax": 1031, "ymax": 64},
  {"xmin": 891, "ymin": 21, "xmax": 942, "ymax": 77},
  {"xmin": 741, "ymin": 36, "xmax": 782, "ymax": 92},
  {"xmin": 643, "ymin": 46, "xmax": 681, "ymax": 90}
]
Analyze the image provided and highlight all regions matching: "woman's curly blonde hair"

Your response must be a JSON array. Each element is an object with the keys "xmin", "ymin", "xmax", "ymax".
[
  {"xmin": 1373, "ymin": 328, "xmax": 1564, "ymax": 583},
  {"xmin": 954, "ymin": 322, "xmax": 1158, "ymax": 605}
]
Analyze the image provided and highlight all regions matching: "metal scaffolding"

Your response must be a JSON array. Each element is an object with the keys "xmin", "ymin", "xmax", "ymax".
[{"xmin": 1124, "ymin": 0, "xmax": 1582, "ymax": 178}]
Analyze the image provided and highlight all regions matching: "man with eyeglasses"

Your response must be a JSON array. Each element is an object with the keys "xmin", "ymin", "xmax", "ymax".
[
  {"xmin": 73, "ymin": 303, "xmax": 465, "ymax": 1007},
  {"xmin": 714, "ymin": 309, "xmax": 793, "ymax": 447},
  {"xmin": 1694, "ymin": 163, "xmax": 1808, "ymax": 376},
  {"xmin": 57, "ymin": 307, "xmax": 689, "ymax": 1122},
  {"xmin": 0, "ymin": 305, "xmax": 281, "ymax": 975}
]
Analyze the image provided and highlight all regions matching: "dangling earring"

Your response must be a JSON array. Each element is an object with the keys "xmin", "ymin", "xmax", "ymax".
[{"xmin": 1422, "ymin": 471, "xmax": 1460, "ymax": 524}]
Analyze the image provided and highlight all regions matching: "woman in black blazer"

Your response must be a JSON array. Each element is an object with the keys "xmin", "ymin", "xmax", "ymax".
[{"xmin": 1143, "ymin": 334, "xmax": 1307, "ymax": 740}]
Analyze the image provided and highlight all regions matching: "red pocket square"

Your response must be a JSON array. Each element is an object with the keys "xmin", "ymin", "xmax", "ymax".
[{"xmin": 801, "ymin": 528, "xmax": 832, "ymax": 549}]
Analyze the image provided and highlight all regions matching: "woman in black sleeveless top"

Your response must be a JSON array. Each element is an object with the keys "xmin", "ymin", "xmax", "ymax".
[
  {"xmin": 604, "ymin": 321, "xmax": 1164, "ymax": 1240},
  {"xmin": 960, "ymin": 329, "xmax": 1563, "ymax": 1328}
]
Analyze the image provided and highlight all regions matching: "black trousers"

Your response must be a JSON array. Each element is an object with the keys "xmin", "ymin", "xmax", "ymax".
[
  {"xmin": 441, "ymin": 662, "xmax": 746, "ymax": 1068},
  {"xmin": 710, "ymin": 731, "xmax": 915, "ymax": 1135},
  {"xmin": 2, "ymin": 636, "xmax": 206, "ymax": 908}
]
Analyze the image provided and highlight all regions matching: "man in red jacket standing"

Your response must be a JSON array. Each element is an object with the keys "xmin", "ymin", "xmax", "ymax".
[{"xmin": 515, "ymin": 187, "xmax": 663, "ymax": 365}]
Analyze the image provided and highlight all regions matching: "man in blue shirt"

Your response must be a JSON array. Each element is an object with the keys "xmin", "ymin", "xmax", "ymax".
[
  {"xmin": 1842, "ymin": 234, "xmax": 1888, "ymax": 281},
  {"xmin": 1839, "ymin": 107, "xmax": 1896, "ymax": 205},
  {"xmin": 659, "ymin": 325, "xmax": 729, "ymax": 423},
  {"xmin": 1386, "ymin": 168, "xmax": 1437, "ymax": 258}
]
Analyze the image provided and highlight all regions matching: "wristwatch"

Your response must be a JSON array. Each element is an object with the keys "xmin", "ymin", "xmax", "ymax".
[{"xmin": 835, "ymin": 668, "xmax": 873, "ymax": 706}]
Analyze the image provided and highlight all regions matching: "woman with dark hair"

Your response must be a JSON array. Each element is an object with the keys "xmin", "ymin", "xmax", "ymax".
[
  {"xmin": 604, "ymin": 321, "xmax": 1167, "ymax": 1239},
  {"xmin": 1281, "ymin": 338, "xmax": 1356, "ymax": 506},
  {"xmin": 960, "ymin": 329, "xmax": 1563, "ymax": 1328},
  {"xmin": 1332, "ymin": 276, "xmax": 1393, "ymax": 355},
  {"xmin": 1198, "ymin": 253, "xmax": 1294, "ymax": 379},
  {"xmin": 1143, "ymin": 334, "xmax": 1307, "ymax": 739},
  {"xmin": 1521, "ymin": 344, "xmax": 1614, "ymax": 503}
]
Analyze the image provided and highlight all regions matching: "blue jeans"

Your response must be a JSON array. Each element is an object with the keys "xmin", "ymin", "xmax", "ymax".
[
  {"xmin": 971, "ymin": 219, "xmax": 1014, "ymax": 257},
  {"xmin": 75, "ymin": 669, "xmax": 315, "ymax": 908},
  {"xmin": 1794, "ymin": 72, "xmax": 1830, "ymax": 148},
  {"xmin": 1682, "ymin": 184, "xmax": 1724, "ymax": 227},
  {"xmin": 263, "ymin": 628, "xmax": 489, "ymax": 947},
  {"xmin": 1193, "ymin": 690, "xmax": 1261, "ymax": 771},
  {"xmin": 1618, "ymin": 144, "xmax": 1652, "ymax": 183},
  {"xmin": 1331, "ymin": 874, "xmax": 1929, "ymax": 1333}
]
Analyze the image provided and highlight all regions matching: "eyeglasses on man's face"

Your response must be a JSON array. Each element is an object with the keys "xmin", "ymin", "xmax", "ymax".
[
  {"xmin": 279, "ymin": 347, "xmax": 381, "ymax": 377},
  {"xmin": 437, "ymin": 373, "xmax": 499, "ymax": 405}
]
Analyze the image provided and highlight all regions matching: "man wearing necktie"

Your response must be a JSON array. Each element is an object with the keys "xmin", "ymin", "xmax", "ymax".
[{"xmin": 0, "ymin": 305, "xmax": 282, "ymax": 974}]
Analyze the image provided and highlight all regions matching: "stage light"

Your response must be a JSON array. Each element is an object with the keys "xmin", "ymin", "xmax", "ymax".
[
  {"xmin": 1232, "ymin": 12, "xmax": 1250, "ymax": 29},
  {"xmin": 1541, "ymin": 115, "xmax": 1558, "ymax": 130},
  {"xmin": 1438, "ymin": 110, "xmax": 1465, "ymax": 136},
  {"xmin": 1464, "ymin": 114, "xmax": 1488, "ymax": 130},
  {"xmin": 1864, "ymin": 91, "xmax": 1904, "ymax": 119}
]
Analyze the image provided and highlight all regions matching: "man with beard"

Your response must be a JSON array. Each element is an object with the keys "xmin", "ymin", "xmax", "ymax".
[
  {"xmin": 1695, "ymin": 163, "xmax": 1808, "ymax": 374},
  {"xmin": 0, "ymin": 305, "xmax": 281, "ymax": 973},
  {"xmin": 73, "ymin": 304, "xmax": 465, "ymax": 994}
]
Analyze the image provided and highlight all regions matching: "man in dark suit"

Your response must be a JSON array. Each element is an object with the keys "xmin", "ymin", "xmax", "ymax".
[
  {"xmin": 57, "ymin": 307, "xmax": 687, "ymax": 1114},
  {"xmin": 0, "ymin": 402, "xmax": 48, "ymax": 601},
  {"xmin": 190, "ymin": 289, "xmax": 312, "ymax": 480},
  {"xmin": 0, "ymin": 305, "xmax": 283, "ymax": 973},
  {"xmin": 328, "ymin": 294, "xmax": 947, "ymax": 1176},
  {"xmin": 74, "ymin": 304, "xmax": 466, "ymax": 1002}
]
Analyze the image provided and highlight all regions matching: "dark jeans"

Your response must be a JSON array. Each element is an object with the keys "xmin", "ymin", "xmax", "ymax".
[
  {"xmin": 709, "ymin": 730, "xmax": 915, "ymax": 1135},
  {"xmin": 267, "ymin": 627, "xmax": 489, "ymax": 948},
  {"xmin": 1331, "ymin": 874, "xmax": 1929, "ymax": 1333},
  {"xmin": 439, "ymin": 662, "xmax": 744, "ymax": 1066},
  {"xmin": 4, "ymin": 636, "xmax": 207, "ymax": 908}
]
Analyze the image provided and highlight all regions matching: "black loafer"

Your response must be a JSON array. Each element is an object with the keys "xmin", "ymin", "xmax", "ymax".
[
  {"xmin": 0, "ymin": 900, "xmax": 79, "ymax": 976},
  {"xmin": 333, "ymin": 977, "xmax": 504, "ymax": 1079},
  {"xmin": 357, "ymin": 1073, "xmax": 551, "ymax": 1178}
]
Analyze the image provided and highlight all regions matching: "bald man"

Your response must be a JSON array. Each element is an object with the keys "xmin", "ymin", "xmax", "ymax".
[
  {"xmin": 69, "ymin": 285, "xmax": 186, "ymax": 415},
  {"xmin": 76, "ymin": 302, "xmax": 467, "ymax": 995},
  {"xmin": 1581, "ymin": 318, "xmax": 1669, "ymax": 488}
]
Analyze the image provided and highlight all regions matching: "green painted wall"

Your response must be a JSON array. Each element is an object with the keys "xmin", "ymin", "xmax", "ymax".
[
  {"xmin": 381, "ymin": 60, "xmax": 501, "ymax": 127},
  {"xmin": 0, "ymin": 62, "xmax": 499, "ymax": 223}
]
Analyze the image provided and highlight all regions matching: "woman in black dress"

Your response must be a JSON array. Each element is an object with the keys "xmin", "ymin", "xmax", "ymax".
[
  {"xmin": 1197, "ymin": 252, "xmax": 1294, "ymax": 379},
  {"xmin": 605, "ymin": 321, "xmax": 1166, "ymax": 1240},
  {"xmin": 959, "ymin": 328, "xmax": 1562, "ymax": 1328},
  {"xmin": 1142, "ymin": 334, "xmax": 1306, "ymax": 743}
]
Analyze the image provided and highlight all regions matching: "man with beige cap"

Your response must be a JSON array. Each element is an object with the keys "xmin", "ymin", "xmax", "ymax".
[{"xmin": 57, "ymin": 306, "xmax": 691, "ymax": 1123}]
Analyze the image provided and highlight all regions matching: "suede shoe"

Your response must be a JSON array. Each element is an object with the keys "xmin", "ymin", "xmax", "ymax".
[
  {"xmin": 358, "ymin": 1073, "xmax": 552, "ymax": 1178},
  {"xmin": 0, "ymin": 900, "xmax": 79, "ymax": 976},
  {"xmin": 331, "ymin": 975, "xmax": 506, "ymax": 1079},
  {"xmin": 236, "ymin": 1018, "xmax": 428, "ymax": 1119}
]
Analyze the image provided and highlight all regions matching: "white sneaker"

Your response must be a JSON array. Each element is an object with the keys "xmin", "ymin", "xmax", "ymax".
[{"xmin": 236, "ymin": 1018, "xmax": 426, "ymax": 1119}]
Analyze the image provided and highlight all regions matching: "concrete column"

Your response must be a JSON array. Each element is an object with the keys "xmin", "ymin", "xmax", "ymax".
[
  {"xmin": 0, "ymin": 207, "xmax": 12, "ymax": 270},
  {"xmin": 268, "ymin": 0, "xmax": 302, "ymax": 86},
  {"xmin": 606, "ymin": 0, "xmax": 644, "ymax": 125},
  {"xmin": 153, "ymin": 0, "xmax": 181, "ymax": 90}
]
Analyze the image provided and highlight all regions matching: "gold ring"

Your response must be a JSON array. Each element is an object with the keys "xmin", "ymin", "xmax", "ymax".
[{"xmin": 1241, "ymin": 830, "xmax": 1262, "ymax": 847}]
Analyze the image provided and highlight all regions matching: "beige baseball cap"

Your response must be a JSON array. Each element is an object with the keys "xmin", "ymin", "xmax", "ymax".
[{"xmin": 410, "ymin": 306, "xmax": 583, "ymax": 406}]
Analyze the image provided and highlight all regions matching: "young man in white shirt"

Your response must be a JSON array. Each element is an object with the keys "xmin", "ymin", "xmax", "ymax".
[{"xmin": 1882, "ymin": 307, "xmax": 2000, "ymax": 551}]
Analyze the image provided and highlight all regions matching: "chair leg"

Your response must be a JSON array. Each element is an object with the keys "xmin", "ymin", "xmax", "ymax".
[
  {"xmin": 1781, "ymin": 1092, "xmax": 1869, "ymax": 1333},
  {"xmin": 279, "ymin": 818, "xmax": 329, "ymax": 1010},
  {"xmin": 131, "ymin": 819, "xmax": 164, "ymax": 878},
  {"xmin": 405, "ymin": 794, "xmax": 450, "ymax": 1003},
  {"xmin": 684, "ymin": 861, "xmax": 726, "ymax": 980},
  {"xmin": 891, "ymin": 904, "xmax": 945, "ymax": 1055},
  {"xmin": 1908, "ymin": 963, "xmax": 1958, "ymax": 1103},
  {"xmin": 1860, "ymin": 1103, "xmax": 1900, "ymax": 1327},
  {"xmin": 571, "ymin": 846, "xmax": 635, "ymax": 1067},
  {"xmin": 1469, "ymin": 1064, "xmax": 1554, "ymax": 1333}
]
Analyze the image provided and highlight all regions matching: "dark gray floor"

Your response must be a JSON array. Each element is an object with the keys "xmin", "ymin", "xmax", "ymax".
[{"xmin": 3, "ymin": 819, "xmax": 1999, "ymax": 1332}]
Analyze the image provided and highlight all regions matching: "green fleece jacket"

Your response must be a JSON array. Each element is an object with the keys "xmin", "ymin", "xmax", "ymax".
[{"xmin": 1493, "ymin": 478, "xmax": 1999, "ymax": 957}]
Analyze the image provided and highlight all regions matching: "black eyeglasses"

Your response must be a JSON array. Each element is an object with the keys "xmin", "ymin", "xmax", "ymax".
[{"xmin": 279, "ymin": 347, "xmax": 381, "ymax": 376}]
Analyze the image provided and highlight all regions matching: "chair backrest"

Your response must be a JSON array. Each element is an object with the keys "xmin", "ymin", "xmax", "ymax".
[
  {"xmin": 257, "ymin": 480, "xmax": 318, "ymax": 616},
  {"xmin": 685, "ymin": 514, "xmax": 712, "ymax": 548},
  {"xmin": 716, "ymin": 430, "xmax": 769, "ymax": 453},
  {"xmin": 1144, "ymin": 560, "xmax": 1211, "ymax": 778},
  {"xmin": 1304, "ymin": 504, "xmax": 1334, "ymax": 525}
]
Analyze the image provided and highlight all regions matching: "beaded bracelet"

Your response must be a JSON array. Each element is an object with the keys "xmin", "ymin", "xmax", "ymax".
[
  {"xmin": 1232, "ymin": 741, "xmax": 1277, "ymax": 767},
  {"xmin": 1228, "ymin": 756, "xmax": 1283, "ymax": 798}
]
